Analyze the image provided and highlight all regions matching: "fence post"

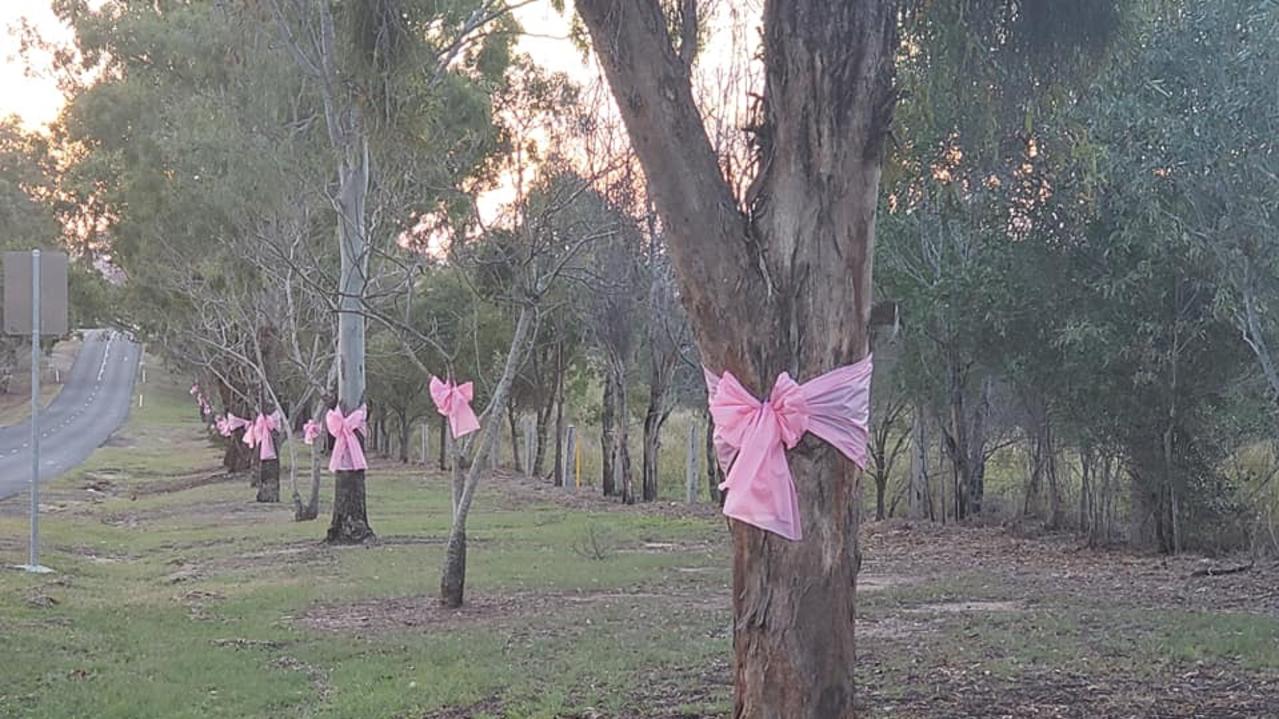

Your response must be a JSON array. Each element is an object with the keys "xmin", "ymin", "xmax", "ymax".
[{"xmin": 564, "ymin": 425, "xmax": 576, "ymax": 491}]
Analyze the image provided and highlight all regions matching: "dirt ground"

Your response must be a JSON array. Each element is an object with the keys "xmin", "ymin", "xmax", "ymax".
[
  {"xmin": 9, "ymin": 459, "xmax": 1276, "ymax": 718},
  {"xmin": 295, "ymin": 471, "xmax": 1279, "ymax": 718}
]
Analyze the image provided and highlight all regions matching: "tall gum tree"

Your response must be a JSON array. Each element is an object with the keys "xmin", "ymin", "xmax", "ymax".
[{"xmin": 574, "ymin": 2, "xmax": 898, "ymax": 716}]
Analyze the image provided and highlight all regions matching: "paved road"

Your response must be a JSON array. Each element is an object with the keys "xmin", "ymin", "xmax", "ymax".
[{"xmin": 0, "ymin": 329, "xmax": 140, "ymax": 500}]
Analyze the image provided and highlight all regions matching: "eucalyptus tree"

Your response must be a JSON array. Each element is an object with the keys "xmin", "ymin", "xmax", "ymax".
[
  {"xmin": 573, "ymin": 0, "xmax": 1121, "ymax": 713},
  {"xmin": 438, "ymin": 167, "xmax": 617, "ymax": 607},
  {"xmin": 268, "ymin": 0, "xmax": 519, "ymax": 542},
  {"xmin": 0, "ymin": 119, "xmax": 62, "ymax": 390}
]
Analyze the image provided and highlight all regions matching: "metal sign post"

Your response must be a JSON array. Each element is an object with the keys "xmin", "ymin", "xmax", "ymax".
[
  {"xmin": 5, "ymin": 249, "xmax": 68, "ymax": 575},
  {"xmin": 28, "ymin": 250, "xmax": 44, "ymax": 572}
]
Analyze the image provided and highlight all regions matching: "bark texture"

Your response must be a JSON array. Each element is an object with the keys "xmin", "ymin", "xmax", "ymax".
[
  {"xmin": 575, "ymin": 1, "xmax": 897, "ymax": 715},
  {"xmin": 257, "ymin": 458, "xmax": 281, "ymax": 503}
]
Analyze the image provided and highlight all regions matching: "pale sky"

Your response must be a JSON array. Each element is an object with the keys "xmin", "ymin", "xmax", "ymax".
[
  {"xmin": 0, "ymin": 1, "xmax": 80, "ymax": 130},
  {"xmin": 0, "ymin": 1, "xmax": 592, "ymax": 133}
]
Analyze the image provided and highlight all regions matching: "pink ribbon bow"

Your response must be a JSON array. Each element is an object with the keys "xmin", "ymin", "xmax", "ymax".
[
  {"xmin": 704, "ymin": 355, "xmax": 873, "ymax": 542},
  {"xmin": 429, "ymin": 376, "xmax": 480, "ymax": 438},
  {"xmin": 302, "ymin": 419, "xmax": 322, "ymax": 446},
  {"xmin": 216, "ymin": 413, "xmax": 249, "ymax": 437},
  {"xmin": 242, "ymin": 411, "xmax": 283, "ymax": 461},
  {"xmin": 326, "ymin": 405, "xmax": 368, "ymax": 472}
]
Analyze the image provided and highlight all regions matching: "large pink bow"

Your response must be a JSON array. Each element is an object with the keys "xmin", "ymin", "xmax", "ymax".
[
  {"xmin": 429, "ymin": 376, "xmax": 480, "ymax": 438},
  {"xmin": 326, "ymin": 404, "xmax": 368, "ymax": 472},
  {"xmin": 216, "ymin": 413, "xmax": 249, "ymax": 437},
  {"xmin": 302, "ymin": 419, "xmax": 322, "ymax": 446},
  {"xmin": 704, "ymin": 355, "xmax": 873, "ymax": 541},
  {"xmin": 243, "ymin": 411, "xmax": 283, "ymax": 461}
]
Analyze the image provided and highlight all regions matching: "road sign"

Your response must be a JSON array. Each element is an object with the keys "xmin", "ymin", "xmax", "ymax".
[
  {"xmin": 5, "ymin": 250, "xmax": 66, "ymax": 574},
  {"xmin": 4, "ymin": 250, "xmax": 68, "ymax": 336}
]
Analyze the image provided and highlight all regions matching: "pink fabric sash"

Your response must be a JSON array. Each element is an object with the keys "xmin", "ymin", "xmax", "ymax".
[
  {"xmin": 216, "ymin": 413, "xmax": 249, "ymax": 438},
  {"xmin": 243, "ymin": 411, "xmax": 283, "ymax": 461},
  {"xmin": 302, "ymin": 419, "xmax": 321, "ymax": 446},
  {"xmin": 429, "ymin": 376, "xmax": 480, "ymax": 438},
  {"xmin": 326, "ymin": 404, "xmax": 368, "ymax": 472},
  {"xmin": 704, "ymin": 355, "xmax": 872, "ymax": 541}
]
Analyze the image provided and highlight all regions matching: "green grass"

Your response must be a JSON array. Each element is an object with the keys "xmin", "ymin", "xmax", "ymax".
[
  {"xmin": 2, "ymin": 364, "xmax": 1276, "ymax": 718},
  {"xmin": 0, "ymin": 364, "xmax": 733, "ymax": 718}
]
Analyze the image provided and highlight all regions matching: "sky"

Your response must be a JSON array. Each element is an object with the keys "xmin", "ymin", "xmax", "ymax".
[
  {"xmin": 0, "ymin": 2, "xmax": 80, "ymax": 131},
  {"xmin": 0, "ymin": 1, "xmax": 591, "ymax": 133}
]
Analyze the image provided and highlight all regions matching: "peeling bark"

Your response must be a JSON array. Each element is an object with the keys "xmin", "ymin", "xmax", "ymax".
[{"xmin": 576, "ymin": 0, "xmax": 897, "ymax": 714}]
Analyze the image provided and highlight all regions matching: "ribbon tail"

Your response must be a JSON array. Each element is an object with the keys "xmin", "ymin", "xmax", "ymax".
[
  {"xmin": 450, "ymin": 404, "xmax": 481, "ymax": 438},
  {"xmin": 719, "ymin": 423, "xmax": 803, "ymax": 542}
]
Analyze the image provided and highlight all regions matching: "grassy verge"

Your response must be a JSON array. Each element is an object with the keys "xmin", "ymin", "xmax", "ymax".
[
  {"xmin": 0, "ymin": 337, "xmax": 81, "ymax": 427},
  {"xmin": 0, "ymin": 365, "xmax": 1275, "ymax": 718}
]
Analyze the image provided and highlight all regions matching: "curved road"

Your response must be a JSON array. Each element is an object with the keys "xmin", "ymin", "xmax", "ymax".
[{"xmin": 0, "ymin": 329, "xmax": 140, "ymax": 500}]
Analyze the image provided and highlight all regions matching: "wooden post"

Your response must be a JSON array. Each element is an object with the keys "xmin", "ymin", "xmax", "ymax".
[
  {"xmin": 563, "ymin": 425, "xmax": 576, "ymax": 491},
  {"xmin": 686, "ymin": 423, "xmax": 699, "ymax": 504}
]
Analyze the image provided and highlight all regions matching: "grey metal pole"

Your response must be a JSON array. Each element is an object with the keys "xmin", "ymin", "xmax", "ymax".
[{"xmin": 28, "ymin": 249, "xmax": 43, "ymax": 572}]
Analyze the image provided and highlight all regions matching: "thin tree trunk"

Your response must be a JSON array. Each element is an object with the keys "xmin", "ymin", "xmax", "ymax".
[
  {"xmin": 600, "ymin": 375, "xmax": 616, "ymax": 496},
  {"xmin": 257, "ymin": 457, "xmax": 281, "ymax": 503},
  {"xmin": 612, "ymin": 357, "xmax": 635, "ymax": 505},
  {"xmin": 223, "ymin": 432, "xmax": 253, "ymax": 473},
  {"xmin": 535, "ymin": 345, "xmax": 559, "ymax": 478},
  {"xmin": 967, "ymin": 376, "xmax": 991, "ymax": 515},
  {"xmin": 507, "ymin": 404, "xmax": 522, "ymax": 473},
  {"xmin": 944, "ymin": 350, "xmax": 970, "ymax": 520},
  {"xmin": 552, "ymin": 364, "xmax": 565, "ymax": 487},
  {"xmin": 438, "ymin": 417, "xmax": 448, "ymax": 471},
  {"xmin": 440, "ymin": 306, "xmax": 535, "ymax": 608},
  {"xmin": 909, "ymin": 405, "xmax": 929, "ymax": 520}
]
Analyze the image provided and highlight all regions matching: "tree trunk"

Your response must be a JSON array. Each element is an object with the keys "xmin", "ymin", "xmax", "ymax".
[
  {"xmin": 535, "ymin": 346, "xmax": 559, "ymax": 478},
  {"xmin": 324, "ymin": 127, "xmax": 373, "ymax": 542},
  {"xmin": 641, "ymin": 407, "xmax": 664, "ymax": 502},
  {"xmin": 966, "ymin": 376, "xmax": 991, "ymax": 515},
  {"xmin": 507, "ymin": 404, "xmax": 522, "ymax": 473},
  {"xmin": 908, "ymin": 406, "xmax": 930, "ymax": 520},
  {"xmin": 611, "ymin": 357, "xmax": 635, "ymax": 505},
  {"xmin": 577, "ymin": 0, "xmax": 896, "ymax": 713},
  {"xmin": 299, "ymin": 436, "xmax": 322, "ymax": 521},
  {"xmin": 257, "ymin": 458, "xmax": 281, "ymax": 503},
  {"xmin": 600, "ymin": 375, "xmax": 616, "ymax": 496},
  {"xmin": 705, "ymin": 409, "xmax": 724, "ymax": 507},
  {"xmin": 440, "ymin": 306, "xmax": 535, "ymax": 608},
  {"xmin": 223, "ymin": 433, "xmax": 253, "ymax": 473},
  {"xmin": 398, "ymin": 412, "xmax": 411, "ymax": 463},
  {"xmin": 943, "ymin": 350, "xmax": 971, "ymax": 520},
  {"xmin": 438, "ymin": 417, "xmax": 448, "ymax": 471},
  {"xmin": 1079, "ymin": 445, "xmax": 1094, "ymax": 537},
  {"xmin": 552, "ymin": 368, "xmax": 565, "ymax": 487}
]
